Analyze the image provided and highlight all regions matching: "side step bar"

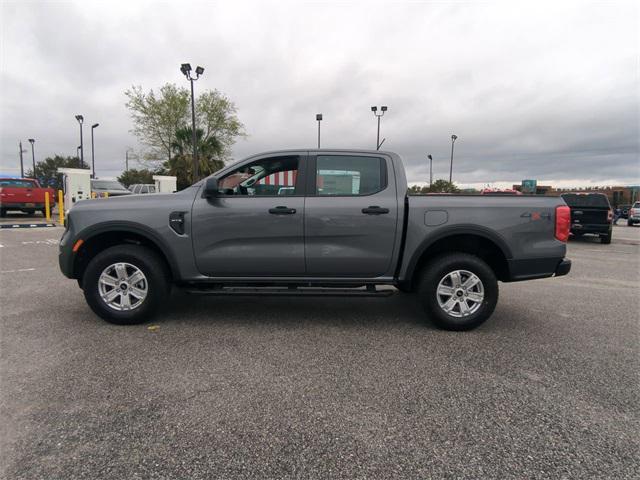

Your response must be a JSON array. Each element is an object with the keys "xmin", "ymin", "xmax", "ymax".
[{"xmin": 184, "ymin": 285, "xmax": 397, "ymax": 297}]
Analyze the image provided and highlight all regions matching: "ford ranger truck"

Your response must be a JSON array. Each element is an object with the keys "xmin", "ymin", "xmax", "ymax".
[
  {"xmin": 59, "ymin": 150, "xmax": 571, "ymax": 331},
  {"xmin": 0, "ymin": 177, "xmax": 56, "ymax": 217}
]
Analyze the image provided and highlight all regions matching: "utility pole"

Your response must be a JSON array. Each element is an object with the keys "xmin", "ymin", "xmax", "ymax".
[{"xmin": 428, "ymin": 154, "xmax": 433, "ymax": 187}]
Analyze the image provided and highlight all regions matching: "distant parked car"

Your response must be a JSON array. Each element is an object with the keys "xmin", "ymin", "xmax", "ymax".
[
  {"xmin": 618, "ymin": 204, "xmax": 631, "ymax": 219},
  {"xmin": 129, "ymin": 184, "xmax": 157, "ymax": 194},
  {"xmin": 0, "ymin": 177, "xmax": 56, "ymax": 217},
  {"xmin": 480, "ymin": 188, "xmax": 523, "ymax": 195},
  {"xmin": 628, "ymin": 202, "xmax": 640, "ymax": 226},
  {"xmin": 561, "ymin": 192, "xmax": 613, "ymax": 244},
  {"xmin": 91, "ymin": 179, "xmax": 131, "ymax": 197}
]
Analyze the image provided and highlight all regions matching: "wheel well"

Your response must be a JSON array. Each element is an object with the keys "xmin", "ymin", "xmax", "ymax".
[
  {"xmin": 73, "ymin": 231, "xmax": 173, "ymax": 283},
  {"xmin": 410, "ymin": 234, "xmax": 509, "ymax": 287}
]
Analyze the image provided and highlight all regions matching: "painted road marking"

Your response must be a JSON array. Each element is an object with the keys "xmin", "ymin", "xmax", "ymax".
[
  {"xmin": 0, "ymin": 268, "xmax": 36, "ymax": 274},
  {"xmin": 0, "ymin": 223, "xmax": 57, "ymax": 229}
]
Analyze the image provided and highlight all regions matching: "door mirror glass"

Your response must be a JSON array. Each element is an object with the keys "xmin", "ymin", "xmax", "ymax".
[{"xmin": 203, "ymin": 177, "xmax": 219, "ymax": 198}]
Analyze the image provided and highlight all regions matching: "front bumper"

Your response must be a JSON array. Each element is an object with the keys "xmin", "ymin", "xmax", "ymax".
[{"xmin": 506, "ymin": 257, "xmax": 571, "ymax": 282}]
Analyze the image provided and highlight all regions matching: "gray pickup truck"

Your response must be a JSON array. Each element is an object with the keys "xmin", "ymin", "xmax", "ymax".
[{"xmin": 59, "ymin": 149, "xmax": 571, "ymax": 330}]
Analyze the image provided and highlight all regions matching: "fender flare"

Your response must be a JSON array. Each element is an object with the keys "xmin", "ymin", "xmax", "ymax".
[
  {"xmin": 403, "ymin": 225, "xmax": 513, "ymax": 284},
  {"xmin": 73, "ymin": 221, "xmax": 180, "ymax": 279}
]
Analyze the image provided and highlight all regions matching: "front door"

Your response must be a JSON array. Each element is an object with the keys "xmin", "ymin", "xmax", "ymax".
[
  {"xmin": 192, "ymin": 154, "xmax": 306, "ymax": 277},
  {"xmin": 304, "ymin": 153, "xmax": 399, "ymax": 277}
]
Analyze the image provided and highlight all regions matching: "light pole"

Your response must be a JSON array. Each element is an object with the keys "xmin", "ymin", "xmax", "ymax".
[
  {"xmin": 75, "ymin": 115, "xmax": 84, "ymax": 168},
  {"xmin": 371, "ymin": 106, "xmax": 388, "ymax": 150},
  {"xmin": 77, "ymin": 146, "xmax": 82, "ymax": 164},
  {"xmin": 449, "ymin": 134, "xmax": 458, "ymax": 183},
  {"xmin": 91, "ymin": 123, "xmax": 99, "ymax": 178},
  {"xmin": 28, "ymin": 139, "xmax": 36, "ymax": 177},
  {"xmin": 428, "ymin": 154, "xmax": 433, "ymax": 187},
  {"xmin": 18, "ymin": 141, "xmax": 26, "ymax": 177},
  {"xmin": 180, "ymin": 63, "xmax": 204, "ymax": 183},
  {"xmin": 316, "ymin": 114, "xmax": 323, "ymax": 148},
  {"xmin": 125, "ymin": 148, "xmax": 134, "ymax": 172}
]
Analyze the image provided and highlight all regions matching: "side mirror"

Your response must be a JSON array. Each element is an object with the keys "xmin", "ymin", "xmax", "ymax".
[{"xmin": 203, "ymin": 177, "xmax": 219, "ymax": 198}]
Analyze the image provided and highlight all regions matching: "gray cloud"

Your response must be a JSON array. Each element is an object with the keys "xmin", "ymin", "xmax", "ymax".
[{"xmin": 1, "ymin": 0, "xmax": 638, "ymax": 187}]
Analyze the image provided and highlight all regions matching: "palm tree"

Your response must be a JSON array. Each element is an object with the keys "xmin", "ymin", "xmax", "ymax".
[{"xmin": 167, "ymin": 127, "xmax": 225, "ymax": 189}]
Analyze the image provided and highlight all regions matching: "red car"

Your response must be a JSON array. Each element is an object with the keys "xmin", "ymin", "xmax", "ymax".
[{"xmin": 0, "ymin": 178, "xmax": 56, "ymax": 217}]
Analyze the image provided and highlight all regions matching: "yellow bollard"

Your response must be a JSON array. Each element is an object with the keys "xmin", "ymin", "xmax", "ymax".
[
  {"xmin": 91, "ymin": 191, "xmax": 96, "ymax": 199},
  {"xmin": 58, "ymin": 190, "xmax": 64, "ymax": 224},
  {"xmin": 45, "ymin": 191, "xmax": 51, "ymax": 221},
  {"xmin": 104, "ymin": 192, "xmax": 109, "ymax": 198}
]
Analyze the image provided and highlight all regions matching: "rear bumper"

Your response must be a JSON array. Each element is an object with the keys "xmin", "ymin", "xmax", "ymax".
[
  {"xmin": 571, "ymin": 224, "xmax": 611, "ymax": 235},
  {"xmin": 0, "ymin": 202, "xmax": 47, "ymax": 209},
  {"xmin": 506, "ymin": 257, "xmax": 571, "ymax": 282}
]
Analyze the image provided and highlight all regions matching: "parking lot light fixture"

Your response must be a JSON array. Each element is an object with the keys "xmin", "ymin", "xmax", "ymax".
[
  {"xmin": 428, "ymin": 154, "xmax": 433, "ymax": 187},
  {"xmin": 180, "ymin": 63, "xmax": 204, "ymax": 183},
  {"xmin": 316, "ymin": 114, "xmax": 323, "ymax": 148},
  {"xmin": 449, "ymin": 134, "xmax": 458, "ymax": 183},
  {"xmin": 28, "ymin": 139, "xmax": 36, "ymax": 177},
  {"xmin": 371, "ymin": 105, "xmax": 388, "ymax": 150},
  {"xmin": 75, "ymin": 115, "xmax": 84, "ymax": 168},
  {"xmin": 91, "ymin": 123, "xmax": 99, "ymax": 178}
]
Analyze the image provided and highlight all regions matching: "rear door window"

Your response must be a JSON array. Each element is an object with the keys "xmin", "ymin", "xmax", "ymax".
[
  {"xmin": 315, "ymin": 155, "xmax": 386, "ymax": 196},
  {"xmin": 561, "ymin": 194, "xmax": 611, "ymax": 208}
]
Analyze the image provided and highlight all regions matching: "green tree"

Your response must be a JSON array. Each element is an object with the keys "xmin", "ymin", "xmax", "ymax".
[
  {"xmin": 25, "ymin": 155, "xmax": 88, "ymax": 191},
  {"xmin": 117, "ymin": 168, "xmax": 155, "ymax": 188},
  {"xmin": 166, "ymin": 127, "xmax": 226, "ymax": 190},
  {"xmin": 124, "ymin": 83, "xmax": 245, "ymax": 171},
  {"xmin": 408, "ymin": 180, "xmax": 460, "ymax": 194},
  {"xmin": 428, "ymin": 179, "xmax": 460, "ymax": 193}
]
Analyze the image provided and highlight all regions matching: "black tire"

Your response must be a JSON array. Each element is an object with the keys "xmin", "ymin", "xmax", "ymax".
[
  {"xmin": 628, "ymin": 220, "xmax": 633, "ymax": 227},
  {"xmin": 41, "ymin": 209, "xmax": 47, "ymax": 217},
  {"xmin": 601, "ymin": 231, "xmax": 612, "ymax": 244},
  {"xmin": 417, "ymin": 253, "xmax": 498, "ymax": 331},
  {"xmin": 0, "ymin": 208, "xmax": 6, "ymax": 217},
  {"xmin": 82, "ymin": 245, "xmax": 170, "ymax": 325}
]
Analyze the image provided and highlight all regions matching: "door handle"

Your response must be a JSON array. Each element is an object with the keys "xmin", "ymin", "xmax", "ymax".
[
  {"xmin": 269, "ymin": 206, "xmax": 296, "ymax": 215},
  {"xmin": 362, "ymin": 206, "xmax": 389, "ymax": 215}
]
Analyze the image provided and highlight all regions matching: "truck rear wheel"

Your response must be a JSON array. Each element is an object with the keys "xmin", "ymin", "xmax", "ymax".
[
  {"xmin": 417, "ymin": 253, "xmax": 498, "ymax": 331},
  {"xmin": 601, "ymin": 231, "xmax": 612, "ymax": 244},
  {"xmin": 82, "ymin": 245, "xmax": 170, "ymax": 325}
]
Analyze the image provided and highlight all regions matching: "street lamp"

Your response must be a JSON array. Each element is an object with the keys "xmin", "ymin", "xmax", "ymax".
[
  {"xmin": 77, "ymin": 146, "xmax": 82, "ymax": 163},
  {"xmin": 316, "ymin": 114, "xmax": 323, "ymax": 148},
  {"xmin": 91, "ymin": 123, "xmax": 99, "ymax": 178},
  {"xmin": 75, "ymin": 115, "xmax": 84, "ymax": 168},
  {"xmin": 28, "ymin": 139, "xmax": 36, "ymax": 177},
  {"xmin": 428, "ymin": 154, "xmax": 433, "ymax": 187},
  {"xmin": 449, "ymin": 135, "xmax": 458, "ymax": 183},
  {"xmin": 125, "ymin": 147, "xmax": 134, "ymax": 171},
  {"xmin": 371, "ymin": 105, "xmax": 388, "ymax": 150},
  {"xmin": 180, "ymin": 63, "xmax": 204, "ymax": 183}
]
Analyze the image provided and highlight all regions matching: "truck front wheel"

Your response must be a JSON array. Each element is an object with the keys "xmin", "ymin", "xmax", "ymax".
[
  {"xmin": 417, "ymin": 253, "xmax": 498, "ymax": 331},
  {"xmin": 82, "ymin": 245, "xmax": 170, "ymax": 325}
]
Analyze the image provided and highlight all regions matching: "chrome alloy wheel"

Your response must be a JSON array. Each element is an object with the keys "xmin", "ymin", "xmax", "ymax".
[
  {"xmin": 436, "ymin": 269, "xmax": 484, "ymax": 318},
  {"xmin": 98, "ymin": 262, "xmax": 148, "ymax": 311}
]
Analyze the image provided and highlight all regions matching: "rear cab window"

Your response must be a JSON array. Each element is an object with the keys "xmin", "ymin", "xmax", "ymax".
[
  {"xmin": 561, "ymin": 193, "xmax": 611, "ymax": 208},
  {"xmin": 0, "ymin": 179, "xmax": 36, "ymax": 188}
]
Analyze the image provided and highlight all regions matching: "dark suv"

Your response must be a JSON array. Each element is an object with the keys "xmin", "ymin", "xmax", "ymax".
[{"xmin": 561, "ymin": 192, "xmax": 613, "ymax": 244}]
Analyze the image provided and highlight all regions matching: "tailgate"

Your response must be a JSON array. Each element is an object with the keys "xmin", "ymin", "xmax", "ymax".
[{"xmin": 570, "ymin": 207, "xmax": 608, "ymax": 225}]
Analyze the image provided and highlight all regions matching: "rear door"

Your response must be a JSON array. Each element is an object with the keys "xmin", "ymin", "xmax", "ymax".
[
  {"xmin": 191, "ymin": 153, "xmax": 307, "ymax": 277},
  {"xmin": 304, "ymin": 153, "xmax": 398, "ymax": 277}
]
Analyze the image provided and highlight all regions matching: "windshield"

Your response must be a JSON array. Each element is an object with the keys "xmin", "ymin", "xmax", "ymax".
[
  {"xmin": 561, "ymin": 193, "xmax": 610, "ymax": 208},
  {"xmin": 92, "ymin": 180, "xmax": 128, "ymax": 190}
]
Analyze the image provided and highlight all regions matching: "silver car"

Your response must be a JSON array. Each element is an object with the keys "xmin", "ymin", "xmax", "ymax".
[{"xmin": 628, "ymin": 202, "xmax": 640, "ymax": 226}]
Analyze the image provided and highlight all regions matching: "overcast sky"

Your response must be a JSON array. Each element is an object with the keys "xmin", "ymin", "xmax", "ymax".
[{"xmin": 1, "ymin": 0, "xmax": 638, "ymax": 188}]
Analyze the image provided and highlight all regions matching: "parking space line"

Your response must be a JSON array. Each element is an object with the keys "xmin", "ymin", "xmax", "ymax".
[{"xmin": 0, "ymin": 268, "xmax": 37, "ymax": 274}]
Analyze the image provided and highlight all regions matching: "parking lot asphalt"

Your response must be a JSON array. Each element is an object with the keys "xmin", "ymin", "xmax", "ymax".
[{"xmin": 1, "ymin": 225, "xmax": 638, "ymax": 479}]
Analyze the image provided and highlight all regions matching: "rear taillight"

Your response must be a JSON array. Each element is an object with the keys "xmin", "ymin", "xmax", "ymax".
[
  {"xmin": 555, "ymin": 205, "xmax": 570, "ymax": 242},
  {"xmin": 607, "ymin": 209, "xmax": 613, "ymax": 222},
  {"xmin": 630, "ymin": 208, "xmax": 636, "ymax": 216}
]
